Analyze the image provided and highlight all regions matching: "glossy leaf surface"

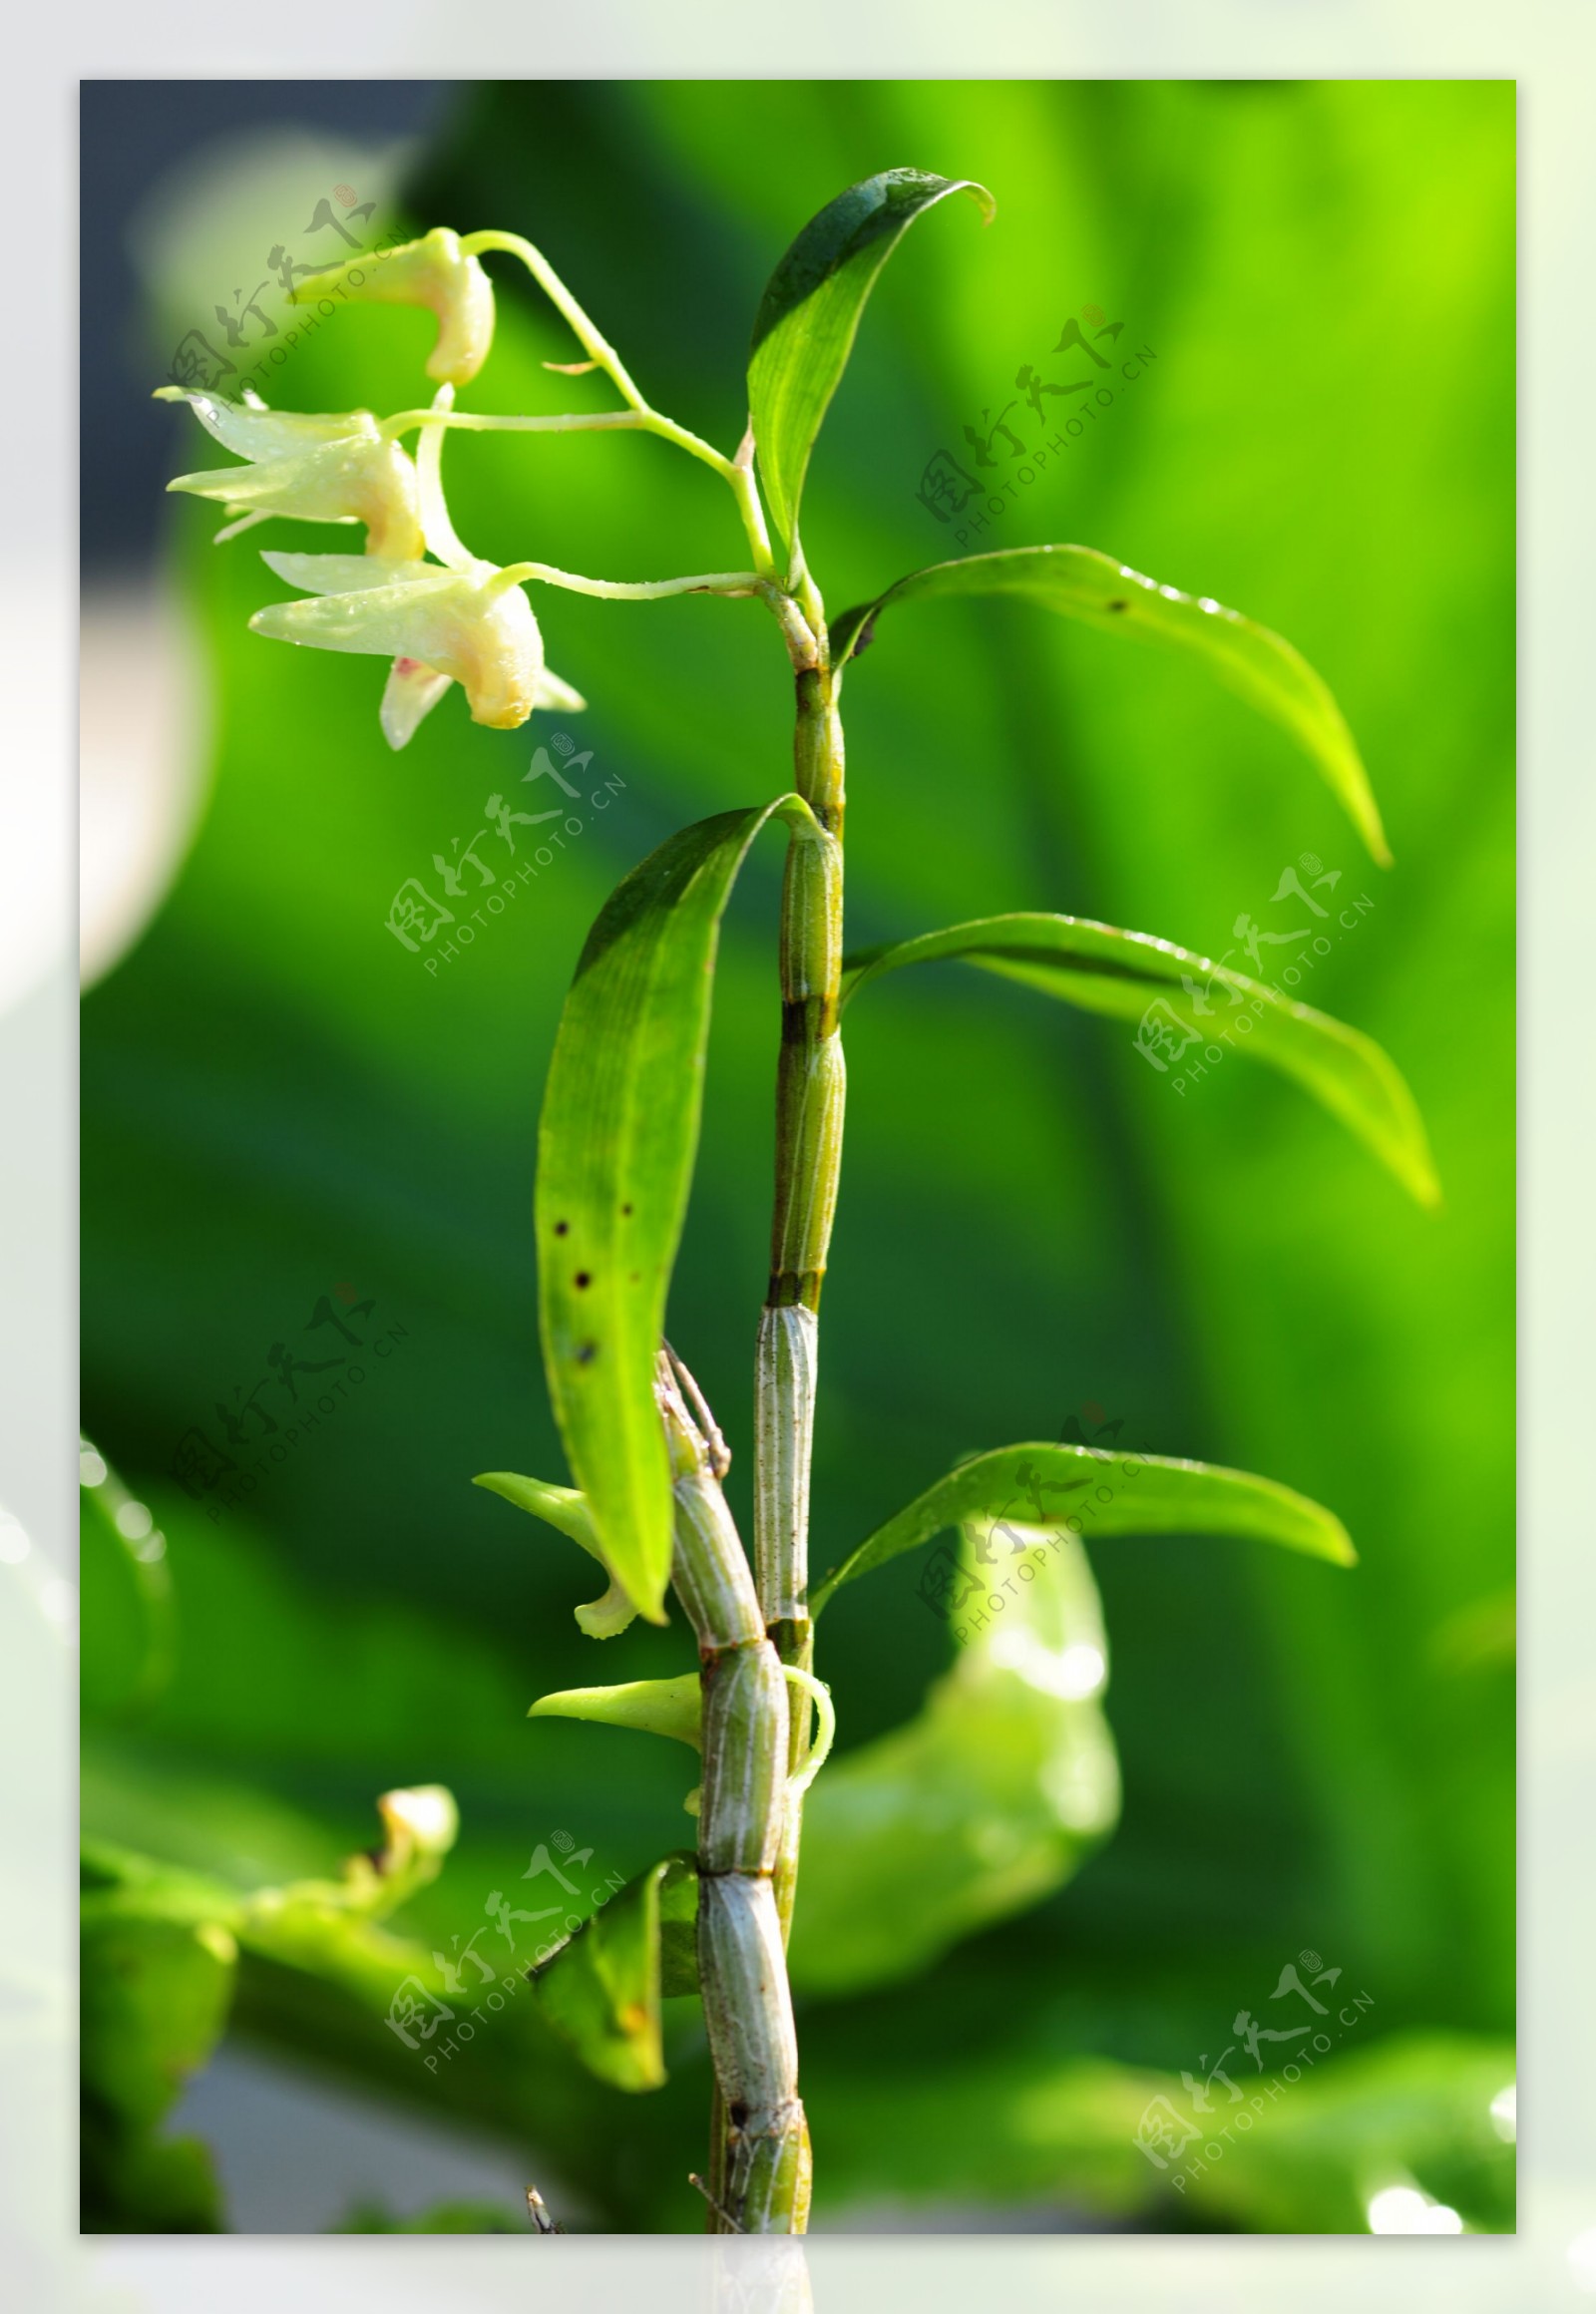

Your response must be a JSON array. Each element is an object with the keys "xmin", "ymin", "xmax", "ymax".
[
  {"xmin": 812, "ymin": 1441, "xmax": 1355, "ymax": 1616},
  {"xmin": 536, "ymin": 797, "xmax": 822, "ymax": 1623},
  {"xmin": 842, "ymin": 911, "xmax": 1439, "ymax": 1206},
  {"xmin": 833, "ymin": 546, "xmax": 1391, "ymax": 863},
  {"xmin": 748, "ymin": 169, "xmax": 995, "ymax": 550}
]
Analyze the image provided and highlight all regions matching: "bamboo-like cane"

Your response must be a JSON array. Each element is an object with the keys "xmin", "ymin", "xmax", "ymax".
[
  {"xmin": 656, "ymin": 1351, "xmax": 812, "ymax": 2233},
  {"xmin": 756, "ymin": 661, "xmax": 846, "ymax": 1944}
]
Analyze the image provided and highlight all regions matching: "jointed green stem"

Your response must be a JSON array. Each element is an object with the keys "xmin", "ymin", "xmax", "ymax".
[
  {"xmin": 413, "ymin": 227, "xmax": 835, "ymax": 2221},
  {"xmin": 656, "ymin": 1352, "xmax": 812, "ymax": 2234},
  {"xmin": 757, "ymin": 651, "xmax": 847, "ymax": 1945}
]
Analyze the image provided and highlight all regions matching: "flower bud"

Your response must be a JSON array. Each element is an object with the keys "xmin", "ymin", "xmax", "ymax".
[{"xmin": 304, "ymin": 227, "xmax": 495, "ymax": 386}]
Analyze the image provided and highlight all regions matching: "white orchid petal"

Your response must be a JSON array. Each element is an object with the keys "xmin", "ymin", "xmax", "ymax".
[
  {"xmin": 533, "ymin": 666, "xmax": 588, "ymax": 713},
  {"xmin": 211, "ymin": 508, "xmax": 275, "ymax": 545},
  {"xmin": 156, "ymin": 387, "xmax": 374, "ymax": 460},
  {"xmin": 250, "ymin": 587, "xmax": 448, "ymax": 658},
  {"xmin": 259, "ymin": 552, "xmax": 448, "ymax": 596},
  {"xmin": 414, "ymin": 385, "xmax": 477, "ymax": 570},
  {"xmin": 251, "ymin": 553, "xmax": 546, "ymax": 736},
  {"xmin": 160, "ymin": 395, "xmax": 422, "ymax": 556},
  {"xmin": 380, "ymin": 658, "xmax": 454, "ymax": 750}
]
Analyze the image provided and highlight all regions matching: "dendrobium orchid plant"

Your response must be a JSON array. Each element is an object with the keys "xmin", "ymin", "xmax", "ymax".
[{"xmin": 157, "ymin": 183, "xmax": 1436, "ymax": 2235}]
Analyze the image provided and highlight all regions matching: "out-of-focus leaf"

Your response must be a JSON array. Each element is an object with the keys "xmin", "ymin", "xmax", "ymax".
[
  {"xmin": 792, "ymin": 1522, "xmax": 1118, "ymax": 1993},
  {"xmin": 833, "ymin": 546, "xmax": 1392, "ymax": 863},
  {"xmin": 537, "ymin": 797, "xmax": 823, "ymax": 1625},
  {"xmin": 84, "ymin": 1785, "xmax": 460, "ymax": 2073},
  {"xmin": 79, "ymin": 1443, "xmax": 176, "ymax": 1721},
  {"xmin": 82, "ymin": 1877, "xmax": 240, "ymax": 2131},
  {"xmin": 812, "ymin": 1442, "xmax": 1355, "ymax": 1616},
  {"xmin": 1429, "ymin": 1588, "xmax": 1515, "ymax": 1675},
  {"xmin": 474, "ymin": 1470, "xmax": 638, "ymax": 1638},
  {"xmin": 81, "ymin": 1851, "xmax": 241, "ymax": 2231},
  {"xmin": 748, "ymin": 169, "xmax": 995, "ymax": 551},
  {"xmin": 807, "ymin": 2029, "xmax": 1515, "ymax": 2233},
  {"xmin": 842, "ymin": 911, "xmax": 1439, "ymax": 1206},
  {"xmin": 335, "ymin": 2197, "xmax": 527, "ymax": 2231},
  {"xmin": 531, "ymin": 1854, "xmax": 685, "ymax": 2092},
  {"xmin": 529, "ymin": 1673, "xmax": 703, "ymax": 1748}
]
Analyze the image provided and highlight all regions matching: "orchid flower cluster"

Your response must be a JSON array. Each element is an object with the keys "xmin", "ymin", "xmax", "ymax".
[{"xmin": 157, "ymin": 223, "xmax": 794, "ymax": 752}]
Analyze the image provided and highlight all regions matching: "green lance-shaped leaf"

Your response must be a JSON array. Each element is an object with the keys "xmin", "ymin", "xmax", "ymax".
[
  {"xmin": 842, "ymin": 911, "xmax": 1438, "ymax": 1207},
  {"xmin": 812, "ymin": 1441, "xmax": 1355, "ymax": 1617},
  {"xmin": 831, "ymin": 544, "xmax": 1392, "ymax": 864},
  {"xmin": 792, "ymin": 1520, "xmax": 1118, "ymax": 1994},
  {"xmin": 474, "ymin": 1470, "xmax": 637, "ymax": 1639},
  {"xmin": 531, "ymin": 1853, "xmax": 698, "ymax": 2091},
  {"xmin": 749, "ymin": 169, "xmax": 995, "ymax": 552},
  {"xmin": 528, "ymin": 1673, "xmax": 703, "ymax": 1748},
  {"xmin": 537, "ymin": 796, "xmax": 825, "ymax": 1624}
]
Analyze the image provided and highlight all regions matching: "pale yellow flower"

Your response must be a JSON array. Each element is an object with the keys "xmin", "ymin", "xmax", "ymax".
[
  {"xmin": 157, "ymin": 387, "xmax": 424, "ymax": 559},
  {"xmin": 248, "ymin": 552, "xmax": 584, "ymax": 748}
]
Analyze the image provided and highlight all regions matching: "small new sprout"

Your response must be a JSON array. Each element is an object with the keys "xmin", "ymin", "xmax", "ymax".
[
  {"xmin": 156, "ymin": 386, "xmax": 425, "ymax": 559},
  {"xmin": 378, "ymin": 1783, "xmax": 459, "ymax": 1861},
  {"xmin": 299, "ymin": 226, "xmax": 495, "ymax": 386},
  {"xmin": 249, "ymin": 550, "xmax": 582, "ymax": 748}
]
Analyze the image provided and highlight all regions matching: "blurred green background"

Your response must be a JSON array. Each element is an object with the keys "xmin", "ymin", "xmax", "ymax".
[{"xmin": 80, "ymin": 79, "xmax": 1514, "ymax": 2232}]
